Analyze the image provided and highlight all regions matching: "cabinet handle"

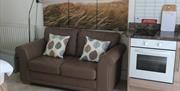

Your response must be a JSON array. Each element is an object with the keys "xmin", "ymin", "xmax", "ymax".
[
  {"xmin": 177, "ymin": 59, "xmax": 179, "ymax": 72},
  {"xmin": 177, "ymin": 49, "xmax": 180, "ymax": 72}
]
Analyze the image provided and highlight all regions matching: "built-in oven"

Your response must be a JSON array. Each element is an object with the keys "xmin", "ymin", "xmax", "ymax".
[{"xmin": 129, "ymin": 38, "xmax": 176, "ymax": 83}]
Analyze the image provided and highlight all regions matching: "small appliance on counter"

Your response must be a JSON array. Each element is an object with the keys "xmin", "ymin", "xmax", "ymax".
[{"xmin": 161, "ymin": 4, "xmax": 176, "ymax": 32}]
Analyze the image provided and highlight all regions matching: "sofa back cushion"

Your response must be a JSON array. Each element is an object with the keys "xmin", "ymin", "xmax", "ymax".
[
  {"xmin": 77, "ymin": 30, "xmax": 120, "ymax": 57},
  {"xmin": 44, "ymin": 27, "xmax": 78, "ymax": 56}
]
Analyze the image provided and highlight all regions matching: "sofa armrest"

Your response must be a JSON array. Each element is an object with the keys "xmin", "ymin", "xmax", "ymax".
[
  {"xmin": 100, "ymin": 44, "xmax": 125, "ymax": 66},
  {"xmin": 16, "ymin": 39, "xmax": 46, "ymax": 61},
  {"xmin": 15, "ymin": 39, "xmax": 46, "ymax": 83},
  {"xmin": 97, "ymin": 44, "xmax": 126, "ymax": 91}
]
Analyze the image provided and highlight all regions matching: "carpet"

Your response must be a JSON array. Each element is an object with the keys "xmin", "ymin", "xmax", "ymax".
[{"xmin": 5, "ymin": 73, "xmax": 126, "ymax": 91}]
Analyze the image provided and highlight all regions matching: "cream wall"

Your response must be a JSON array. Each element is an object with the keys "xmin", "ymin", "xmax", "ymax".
[
  {"xmin": 0, "ymin": 0, "xmax": 44, "ymax": 68},
  {"xmin": 0, "ymin": 0, "xmax": 3, "ymax": 23},
  {"xmin": 34, "ymin": 3, "xmax": 45, "ymax": 39},
  {"xmin": 0, "ymin": 0, "xmax": 44, "ymax": 39},
  {"xmin": 0, "ymin": 0, "xmax": 33, "ymax": 25}
]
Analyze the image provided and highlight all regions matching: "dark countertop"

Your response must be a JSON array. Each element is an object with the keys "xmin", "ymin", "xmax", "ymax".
[{"xmin": 128, "ymin": 31, "xmax": 180, "ymax": 41}]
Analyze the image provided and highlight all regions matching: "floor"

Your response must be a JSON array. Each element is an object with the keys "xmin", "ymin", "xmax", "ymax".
[{"xmin": 5, "ymin": 73, "xmax": 127, "ymax": 91}]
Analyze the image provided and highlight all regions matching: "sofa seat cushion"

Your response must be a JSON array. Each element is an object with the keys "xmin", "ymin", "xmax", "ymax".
[
  {"xmin": 61, "ymin": 57, "xmax": 97, "ymax": 80},
  {"xmin": 29, "ymin": 56, "xmax": 64, "ymax": 74}
]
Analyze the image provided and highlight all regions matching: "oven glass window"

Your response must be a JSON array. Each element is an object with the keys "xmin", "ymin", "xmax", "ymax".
[{"xmin": 137, "ymin": 54, "xmax": 167, "ymax": 73}]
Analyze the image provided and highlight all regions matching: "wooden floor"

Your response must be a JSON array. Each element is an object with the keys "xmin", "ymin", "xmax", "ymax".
[
  {"xmin": 6, "ymin": 73, "xmax": 127, "ymax": 91},
  {"xmin": 114, "ymin": 80, "xmax": 127, "ymax": 91}
]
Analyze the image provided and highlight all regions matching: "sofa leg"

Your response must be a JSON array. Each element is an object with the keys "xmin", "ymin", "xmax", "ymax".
[
  {"xmin": 20, "ymin": 78, "xmax": 31, "ymax": 84},
  {"xmin": 20, "ymin": 74, "xmax": 30, "ymax": 84}
]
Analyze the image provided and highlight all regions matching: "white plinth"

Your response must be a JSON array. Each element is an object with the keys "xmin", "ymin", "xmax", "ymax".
[
  {"xmin": 0, "ymin": 74, "xmax": 4, "ymax": 85},
  {"xmin": 0, "ymin": 59, "xmax": 13, "ymax": 85}
]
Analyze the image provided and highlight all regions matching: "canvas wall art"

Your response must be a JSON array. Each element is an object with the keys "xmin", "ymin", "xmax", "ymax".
[{"xmin": 43, "ymin": 0, "xmax": 128, "ymax": 31}]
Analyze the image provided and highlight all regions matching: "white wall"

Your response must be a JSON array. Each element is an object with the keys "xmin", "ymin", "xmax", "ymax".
[
  {"xmin": 128, "ymin": 0, "xmax": 135, "ymax": 23},
  {"xmin": 35, "ymin": 3, "xmax": 45, "ymax": 39},
  {"xmin": 0, "ymin": 0, "xmax": 3, "ymax": 23},
  {"xmin": 0, "ymin": 0, "xmax": 45, "ymax": 68},
  {"xmin": 0, "ymin": 0, "xmax": 44, "ymax": 39},
  {"xmin": 128, "ymin": 0, "xmax": 180, "ymax": 24},
  {"xmin": 0, "ymin": 0, "xmax": 32, "ymax": 24}
]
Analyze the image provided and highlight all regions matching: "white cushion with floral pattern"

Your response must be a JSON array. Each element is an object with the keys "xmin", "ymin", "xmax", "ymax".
[
  {"xmin": 43, "ymin": 34, "xmax": 70, "ymax": 58},
  {"xmin": 80, "ymin": 36, "xmax": 110, "ymax": 62}
]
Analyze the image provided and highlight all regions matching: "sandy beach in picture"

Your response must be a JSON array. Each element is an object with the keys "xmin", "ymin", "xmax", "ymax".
[{"xmin": 43, "ymin": 0, "xmax": 128, "ymax": 31}]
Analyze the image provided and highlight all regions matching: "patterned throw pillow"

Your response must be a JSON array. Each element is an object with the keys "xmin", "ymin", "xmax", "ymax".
[
  {"xmin": 43, "ymin": 34, "xmax": 70, "ymax": 58},
  {"xmin": 80, "ymin": 36, "xmax": 111, "ymax": 62}
]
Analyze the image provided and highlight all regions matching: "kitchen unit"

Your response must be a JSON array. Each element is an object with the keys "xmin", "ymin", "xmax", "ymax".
[
  {"xmin": 174, "ymin": 42, "xmax": 180, "ymax": 91},
  {"xmin": 130, "ymin": 38, "xmax": 176, "ymax": 83},
  {"xmin": 128, "ymin": 31, "xmax": 180, "ymax": 91}
]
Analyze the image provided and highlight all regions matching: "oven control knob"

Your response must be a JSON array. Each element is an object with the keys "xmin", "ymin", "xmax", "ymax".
[
  {"xmin": 143, "ymin": 42, "xmax": 148, "ymax": 46},
  {"xmin": 157, "ymin": 43, "xmax": 161, "ymax": 47}
]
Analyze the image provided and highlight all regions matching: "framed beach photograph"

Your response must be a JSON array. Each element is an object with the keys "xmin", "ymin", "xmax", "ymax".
[
  {"xmin": 43, "ymin": 0, "xmax": 69, "ymax": 27},
  {"xmin": 97, "ymin": 0, "xmax": 128, "ymax": 31},
  {"xmin": 68, "ymin": 0, "xmax": 97, "ymax": 29},
  {"xmin": 42, "ymin": 0, "xmax": 128, "ymax": 31}
]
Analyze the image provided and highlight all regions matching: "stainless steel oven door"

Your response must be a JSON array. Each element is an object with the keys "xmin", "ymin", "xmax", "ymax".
[{"xmin": 129, "ymin": 47, "xmax": 175, "ymax": 83}]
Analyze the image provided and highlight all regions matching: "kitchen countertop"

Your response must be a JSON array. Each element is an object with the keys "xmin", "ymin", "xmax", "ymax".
[{"xmin": 128, "ymin": 31, "xmax": 180, "ymax": 41}]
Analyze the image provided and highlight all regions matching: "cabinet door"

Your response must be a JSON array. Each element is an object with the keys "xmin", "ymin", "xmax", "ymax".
[
  {"xmin": 173, "ymin": 83, "xmax": 180, "ymax": 91},
  {"xmin": 129, "ymin": 86, "xmax": 158, "ymax": 91},
  {"xmin": 128, "ymin": 78, "xmax": 173, "ymax": 91},
  {"xmin": 174, "ymin": 42, "xmax": 180, "ymax": 83}
]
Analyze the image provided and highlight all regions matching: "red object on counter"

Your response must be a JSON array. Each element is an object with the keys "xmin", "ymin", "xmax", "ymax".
[{"xmin": 142, "ymin": 19, "xmax": 157, "ymax": 24}]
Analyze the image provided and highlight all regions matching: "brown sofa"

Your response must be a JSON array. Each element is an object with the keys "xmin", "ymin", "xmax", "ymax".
[{"xmin": 15, "ymin": 27, "xmax": 126, "ymax": 91}]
